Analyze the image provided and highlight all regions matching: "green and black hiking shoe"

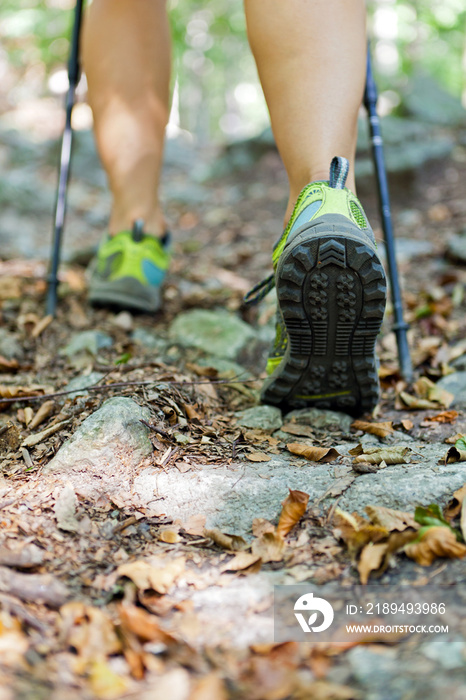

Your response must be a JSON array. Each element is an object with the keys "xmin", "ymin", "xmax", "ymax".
[
  {"xmin": 245, "ymin": 156, "xmax": 387, "ymax": 416},
  {"xmin": 88, "ymin": 219, "xmax": 171, "ymax": 313}
]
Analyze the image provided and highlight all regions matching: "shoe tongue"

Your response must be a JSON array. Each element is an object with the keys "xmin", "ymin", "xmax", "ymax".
[
  {"xmin": 132, "ymin": 219, "xmax": 145, "ymax": 242},
  {"xmin": 329, "ymin": 156, "xmax": 349, "ymax": 189}
]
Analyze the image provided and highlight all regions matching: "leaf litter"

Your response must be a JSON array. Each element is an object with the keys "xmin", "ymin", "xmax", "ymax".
[{"xmin": 1, "ymin": 120, "xmax": 466, "ymax": 698}]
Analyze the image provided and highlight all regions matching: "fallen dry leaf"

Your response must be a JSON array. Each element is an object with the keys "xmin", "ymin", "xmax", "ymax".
[
  {"xmin": 297, "ymin": 680, "xmax": 362, "ymax": 700},
  {"xmin": 318, "ymin": 475, "xmax": 356, "ymax": 500},
  {"xmin": 54, "ymin": 483, "xmax": 81, "ymax": 533},
  {"xmin": 220, "ymin": 552, "xmax": 262, "ymax": 573},
  {"xmin": 444, "ymin": 484, "xmax": 466, "ymax": 521},
  {"xmin": 358, "ymin": 542, "xmax": 389, "ymax": 585},
  {"xmin": 332, "ymin": 509, "xmax": 389, "ymax": 559},
  {"xmin": 0, "ymin": 277, "xmax": 22, "ymax": 300},
  {"xmin": 365, "ymin": 505, "xmax": 418, "ymax": 532},
  {"xmin": 117, "ymin": 557, "xmax": 185, "ymax": 594},
  {"xmin": 287, "ymin": 443, "xmax": 341, "ymax": 463},
  {"xmin": 276, "ymin": 489, "xmax": 309, "ymax": 538},
  {"xmin": 181, "ymin": 513, "xmax": 206, "ymax": 536},
  {"xmin": 444, "ymin": 446, "xmax": 466, "ymax": 464},
  {"xmin": 351, "ymin": 420, "xmax": 394, "ymax": 439},
  {"xmin": 401, "ymin": 419, "xmax": 414, "ymax": 431},
  {"xmin": 248, "ymin": 451, "xmax": 271, "ymax": 462},
  {"xmin": 203, "ymin": 528, "xmax": 247, "ymax": 551},
  {"xmin": 28, "ymin": 400, "xmax": 55, "ymax": 430},
  {"xmin": 399, "ymin": 376, "xmax": 454, "ymax": 410},
  {"xmin": 398, "ymin": 392, "xmax": 440, "ymax": 410},
  {"xmin": 0, "ymin": 356, "xmax": 19, "ymax": 373},
  {"xmin": 280, "ymin": 422, "xmax": 314, "ymax": 439},
  {"xmin": 159, "ymin": 529, "xmax": 181, "ymax": 544},
  {"xmin": 31, "ymin": 315, "xmax": 53, "ymax": 339},
  {"xmin": 252, "ymin": 518, "xmax": 275, "ymax": 537},
  {"xmin": 61, "ymin": 602, "xmax": 122, "ymax": 661},
  {"xmin": 352, "ymin": 445, "xmax": 410, "ymax": 466},
  {"xmin": 22, "ymin": 419, "xmax": 71, "ymax": 448},
  {"xmin": 445, "ymin": 433, "xmax": 465, "ymax": 444},
  {"xmin": 88, "ymin": 659, "xmax": 129, "ymax": 699},
  {"xmin": 404, "ymin": 526, "xmax": 466, "ymax": 566},
  {"xmin": 118, "ymin": 603, "xmax": 175, "ymax": 644},
  {"xmin": 461, "ymin": 499, "xmax": 466, "ymax": 544},
  {"xmin": 425, "ymin": 410, "xmax": 458, "ymax": 424},
  {"xmin": 190, "ymin": 673, "xmax": 228, "ymax": 700},
  {"xmin": 251, "ymin": 532, "xmax": 286, "ymax": 562}
]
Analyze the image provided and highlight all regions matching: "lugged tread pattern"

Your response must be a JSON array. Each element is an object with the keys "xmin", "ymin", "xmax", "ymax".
[{"xmin": 261, "ymin": 219, "xmax": 387, "ymax": 416}]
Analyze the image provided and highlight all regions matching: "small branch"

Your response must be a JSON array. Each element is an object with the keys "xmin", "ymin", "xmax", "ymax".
[
  {"xmin": 0, "ymin": 375, "xmax": 259, "ymax": 405},
  {"xmin": 140, "ymin": 420, "xmax": 171, "ymax": 440}
]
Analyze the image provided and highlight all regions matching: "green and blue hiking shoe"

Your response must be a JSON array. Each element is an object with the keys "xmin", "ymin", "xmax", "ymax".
[
  {"xmin": 245, "ymin": 157, "xmax": 387, "ymax": 416},
  {"xmin": 88, "ymin": 219, "xmax": 171, "ymax": 313}
]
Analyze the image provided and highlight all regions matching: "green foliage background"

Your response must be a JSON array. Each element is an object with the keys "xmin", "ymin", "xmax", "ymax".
[{"xmin": 0, "ymin": 0, "xmax": 465, "ymax": 139}]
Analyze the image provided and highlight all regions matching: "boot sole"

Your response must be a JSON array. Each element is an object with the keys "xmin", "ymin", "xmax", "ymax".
[
  {"xmin": 88, "ymin": 277, "xmax": 162, "ymax": 314},
  {"xmin": 262, "ymin": 217, "xmax": 387, "ymax": 416}
]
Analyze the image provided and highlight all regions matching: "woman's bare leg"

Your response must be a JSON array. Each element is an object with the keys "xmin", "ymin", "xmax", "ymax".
[
  {"xmin": 82, "ymin": 0, "xmax": 170, "ymax": 236},
  {"xmin": 245, "ymin": 0, "xmax": 366, "ymax": 221}
]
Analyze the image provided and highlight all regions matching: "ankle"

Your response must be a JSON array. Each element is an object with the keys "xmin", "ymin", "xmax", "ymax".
[{"xmin": 109, "ymin": 209, "xmax": 166, "ymax": 238}]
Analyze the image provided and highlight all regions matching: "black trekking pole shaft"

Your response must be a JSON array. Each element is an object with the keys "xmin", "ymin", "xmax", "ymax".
[
  {"xmin": 46, "ymin": 0, "xmax": 85, "ymax": 317},
  {"xmin": 363, "ymin": 48, "xmax": 413, "ymax": 382}
]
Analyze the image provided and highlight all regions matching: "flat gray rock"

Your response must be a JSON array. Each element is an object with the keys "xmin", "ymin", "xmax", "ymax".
[
  {"xmin": 63, "ymin": 372, "xmax": 105, "ymax": 401},
  {"xmin": 130, "ymin": 439, "xmax": 466, "ymax": 533},
  {"xmin": 132, "ymin": 455, "xmax": 337, "ymax": 533},
  {"xmin": 45, "ymin": 398, "xmax": 152, "ymax": 501},
  {"xmin": 169, "ymin": 309, "xmax": 255, "ymax": 360},
  {"xmin": 437, "ymin": 372, "xmax": 466, "ymax": 408},
  {"xmin": 235, "ymin": 405, "xmax": 282, "ymax": 432},
  {"xmin": 446, "ymin": 231, "xmax": 466, "ymax": 264},
  {"xmin": 0, "ymin": 328, "xmax": 23, "ymax": 360},
  {"xmin": 61, "ymin": 331, "xmax": 113, "ymax": 358},
  {"xmin": 284, "ymin": 407, "xmax": 353, "ymax": 434},
  {"xmin": 378, "ymin": 238, "xmax": 436, "ymax": 264}
]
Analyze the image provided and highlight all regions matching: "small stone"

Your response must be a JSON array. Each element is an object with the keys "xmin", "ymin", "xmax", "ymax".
[
  {"xmin": 45, "ymin": 397, "xmax": 152, "ymax": 473},
  {"xmin": 452, "ymin": 354, "xmax": 466, "ymax": 372},
  {"xmin": 0, "ymin": 328, "xmax": 23, "ymax": 360},
  {"xmin": 61, "ymin": 331, "xmax": 113, "ymax": 358},
  {"xmin": 131, "ymin": 327, "xmax": 167, "ymax": 351},
  {"xmin": 397, "ymin": 209, "xmax": 423, "ymax": 228},
  {"xmin": 112, "ymin": 311, "xmax": 133, "ymax": 332},
  {"xmin": 437, "ymin": 372, "xmax": 466, "ymax": 408},
  {"xmin": 284, "ymin": 407, "xmax": 353, "ymax": 434},
  {"xmin": 169, "ymin": 309, "xmax": 255, "ymax": 360},
  {"xmin": 446, "ymin": 230, "xmax": 466, "ymax": 264},
  {"xmin": 235, "ymin": 405, "xmax": 282, "ymax": 432},
  {"xmin": 64, "ymin": 372, "xmax": 105, "ymax": 400},
  {"xmin": 378, "ymin": 238, "xmax": 435, "ymax": 265},
  {"xmin": 421, "ymin": 638, "xmax": 466, "ymax": 669}
]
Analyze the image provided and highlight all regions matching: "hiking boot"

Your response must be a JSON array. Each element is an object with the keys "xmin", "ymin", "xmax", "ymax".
[
  {"xmin": 245, "ymin": 157, "xmax": 387, "ymax": 416},
  {"xmin": 87, "ymin": 220, "xmax": 171, "ymax": 313}
]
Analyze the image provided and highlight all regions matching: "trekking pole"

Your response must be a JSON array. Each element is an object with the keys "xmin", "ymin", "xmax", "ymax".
[
  {"xmin": 363, "ymin": 47, "xmax": 413, "ymax": 382},
  {"xmin": 46, "ymin": 0, "xmax": 85, "ymax": 317}
]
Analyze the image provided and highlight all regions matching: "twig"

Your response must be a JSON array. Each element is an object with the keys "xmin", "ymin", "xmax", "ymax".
[
  {"xmin": 0, "ymin": 593, "xmax": 48, "ymax": 632},
  {"xmin": 113, "ymin": 516, "xmax": 138, "ymax": 534},
  {"xmin": 0, "ymin": 374, "xmax": 259, "ymax": 405},
  {"xmin": 140, "ymin": 420, "xmax": 171, "ymax": 440},
  {"xmin": 0, "ymin": 566, "xmax": 69, "ymax": 608},
  {"xmin": 0, "ymin": 498, "xmax": 17, "ymax": 511}
]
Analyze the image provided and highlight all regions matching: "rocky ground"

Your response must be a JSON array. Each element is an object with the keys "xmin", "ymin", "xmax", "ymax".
[{"xmin": 0, "ymin": 101, "xmax": 466, "ymax": 698}]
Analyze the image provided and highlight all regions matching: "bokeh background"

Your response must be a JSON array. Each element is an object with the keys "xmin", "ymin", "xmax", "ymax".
[{"xmin": 0, "ymin": 0, "xmax": 465, "ymax": 142}]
